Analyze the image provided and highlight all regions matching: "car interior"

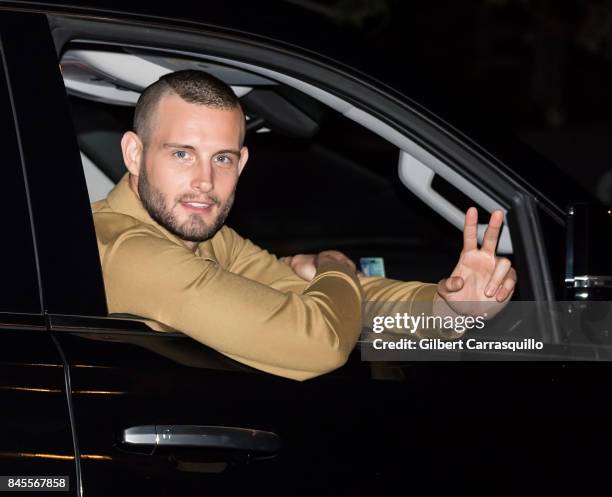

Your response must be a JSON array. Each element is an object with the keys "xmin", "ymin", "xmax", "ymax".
[{"xmin": 61, "ymin": 43, "xmax": 517, "ymax": 290}]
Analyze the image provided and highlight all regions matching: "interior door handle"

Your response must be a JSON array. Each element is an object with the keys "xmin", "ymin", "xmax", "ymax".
[
  {"xmin": 122, "ymin": 425, "xmax": 281, "ymax": 454},
  {"xmin": 398, "ymin": 150, "xmax": 513, "ymax": 254}
]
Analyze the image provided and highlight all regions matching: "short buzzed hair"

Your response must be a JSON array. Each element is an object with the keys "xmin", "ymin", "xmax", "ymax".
[{"xmin": 133, "ymin": 69, "xmax": 244, "ymax": 147}]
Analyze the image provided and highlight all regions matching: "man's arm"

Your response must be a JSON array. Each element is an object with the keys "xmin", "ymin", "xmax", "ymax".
[
  {"xmin": 96, "ymin": 215, "xmax": 363, "ymax": 381},
  {"xmin": 267, "ymin": 208, "xmax": 517, "ymax": 338},
  {"xmin": 220, "ymin": 228, "xmax": 449, "ymax": 339},
  {"xmin": 215, "ymin": 226, "xmax": 313, "ymax": 294}
]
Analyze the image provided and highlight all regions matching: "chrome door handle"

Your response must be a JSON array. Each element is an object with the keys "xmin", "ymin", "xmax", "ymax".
[{"xmin": 122, "ymin": 425, "xmax": 281, "ymax": 453}]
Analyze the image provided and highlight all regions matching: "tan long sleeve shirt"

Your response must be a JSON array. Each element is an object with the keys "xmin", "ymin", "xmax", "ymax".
[{"xmin": 92, "ymin": 174, "xmax": 439, "ymax": 380}]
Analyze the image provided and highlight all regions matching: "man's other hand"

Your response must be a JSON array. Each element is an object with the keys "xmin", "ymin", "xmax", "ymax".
[
  {"xmin": 435, "ymin": 207, "xmax": 517, "ymax": 319},
  {"xmin": 280, "ymin": 251, "xmax": 358, "ymax": 281}
]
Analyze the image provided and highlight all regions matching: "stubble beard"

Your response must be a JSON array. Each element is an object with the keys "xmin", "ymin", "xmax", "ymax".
[{"xmin": 137, "ymin": 159, "xmax": 235, "ymax": 243}]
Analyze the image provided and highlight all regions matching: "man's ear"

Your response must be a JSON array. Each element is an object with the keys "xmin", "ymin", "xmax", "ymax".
[
  {"xmin": 237, "ymin": 146, "xmax": 249, "ymax": 176},
  {"xmin": 121, "ymin": 131, "xmax": 143, "ymax": 176}
]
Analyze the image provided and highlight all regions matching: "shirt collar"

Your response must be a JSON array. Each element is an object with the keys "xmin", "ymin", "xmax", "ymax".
[{"xmin": 106, "ymin": 173, "xmax": 218, "ymax": 261}]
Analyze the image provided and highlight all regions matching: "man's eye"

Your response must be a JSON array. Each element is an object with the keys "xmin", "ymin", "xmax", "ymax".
[
  {"xmin": 215, "ymin": 154, "xmax": 233, "ymax": 165},
  {"xmin": 173, "ymin": 150, "xmax": 190, "ymax": 160}
]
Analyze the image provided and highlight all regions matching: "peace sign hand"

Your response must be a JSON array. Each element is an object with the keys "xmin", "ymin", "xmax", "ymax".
[{"xmin": 435, "ymin": 207, "xmax": 517, "ymax": 319}]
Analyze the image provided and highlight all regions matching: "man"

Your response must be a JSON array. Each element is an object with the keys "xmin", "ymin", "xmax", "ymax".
[{"xmin": 92, "ymin": 70, "xmax": 516, "ymax": 381}]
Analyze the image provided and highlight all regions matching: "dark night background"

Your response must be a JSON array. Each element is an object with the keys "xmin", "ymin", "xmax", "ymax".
[{"xmin": 282, "ymin": 0, "xmax": 612, "ymax": 206}]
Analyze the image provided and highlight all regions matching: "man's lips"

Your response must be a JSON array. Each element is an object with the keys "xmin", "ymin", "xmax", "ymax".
[{"xmin": 180, "ymin": 200, "xmax": 217, "ymax": 212}]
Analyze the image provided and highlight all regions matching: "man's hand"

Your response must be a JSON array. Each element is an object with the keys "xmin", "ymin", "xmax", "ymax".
[
  {"xmin": 280, "ymin": 251, "xmax": 358, "ymax": 281},
  {"xmin": 435, "ymin": 207, "xmax": 517, "ymax": 319}
]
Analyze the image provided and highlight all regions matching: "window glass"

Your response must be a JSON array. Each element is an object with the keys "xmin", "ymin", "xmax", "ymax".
[{"xmin": 0, "ymin": 43, "xmax": 42, "ymax": 314}]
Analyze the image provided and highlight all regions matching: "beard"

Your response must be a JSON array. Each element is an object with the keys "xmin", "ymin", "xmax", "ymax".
[{"xmin": 137, "ymin": 161, "xmax": 235, "ymax": 243}]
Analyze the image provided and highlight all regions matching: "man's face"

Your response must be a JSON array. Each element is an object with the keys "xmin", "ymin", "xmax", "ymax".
[{"xmin": 128, "ymin": 94, "xmax": 248, "ymax": 244}]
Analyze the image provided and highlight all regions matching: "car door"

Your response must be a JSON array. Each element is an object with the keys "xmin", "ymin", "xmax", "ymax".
[{"xmin": 0, "ymin": 20, "xmax": 77, "ymax": 495}]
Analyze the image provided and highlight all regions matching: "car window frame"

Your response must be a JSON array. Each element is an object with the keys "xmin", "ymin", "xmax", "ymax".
[
  {"xmin": 6, "ymin": 9, "xmax": 557, "ymax": 348},
  {"xmin": 47, "ymin": 15, "xmax": 544, "ymax": 278}
]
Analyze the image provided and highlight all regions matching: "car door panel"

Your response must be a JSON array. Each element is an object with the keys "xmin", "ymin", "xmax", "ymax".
[
  {"xmin": 51, "ymin": 318, "xmax": 397, "ymax": 496},
  {"xmin": 0, "ymin": 323, "xmax": 77, "ymax": 494}
]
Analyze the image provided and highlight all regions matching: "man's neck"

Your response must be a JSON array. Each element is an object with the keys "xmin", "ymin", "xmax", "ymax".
[{"xmin": 128, "ymin": 173, "xmax": 139, "ymax": 198}]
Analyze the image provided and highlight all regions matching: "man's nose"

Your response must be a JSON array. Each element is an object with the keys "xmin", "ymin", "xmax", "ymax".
[{"xmin": 191, "ymin": 162, "xmax": 214, "ymax": 192}]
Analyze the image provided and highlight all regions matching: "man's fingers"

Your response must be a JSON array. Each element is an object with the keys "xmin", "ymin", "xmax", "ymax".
[
  {"xmin": 290, "ymin": 254, "xmax": 317, "ymax": 281},
  {"xmin": 484, "ymin": 257, "xmax": 512, "ymax": 297},
  {"xmin": 494, "ymin": 269, "xmax": 517, "ymax": 302},
  {"xmin": 481, "ymin": 210, "xmax": 504, "ymax": 255},
  {"xmin": 463, "ymin": 207, "xmax": 478, "ymax": 252},
  {"xmin": 316, "ymin": 250, "xmax": 357, "ymax": 275},
  {"xmin": 437, "ymin": 276, "xmax": 464, "ymax": 297},
  {"xmin": 319, "ymin": 250, "xmax": 355, "ymax": 269},
  {"xmin": 345, "ymin": 257, "xmax": 357, "ymax": 272},
  {"xmin": 333, "ymin": 251, "xmax": 356, "ymax": 271}
]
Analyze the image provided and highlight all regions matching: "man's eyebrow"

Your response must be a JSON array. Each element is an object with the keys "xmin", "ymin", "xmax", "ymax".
[
  {"xmin": 215, "ymin": 149, "xmax": 241, "ymax": 157},
  {"xmin": 162, "ymin": 144, "xmax": 240, "ymax": 157},
  {"xmin": 162, "ymin": 143, "xmax": 197, "ymax": 150}
]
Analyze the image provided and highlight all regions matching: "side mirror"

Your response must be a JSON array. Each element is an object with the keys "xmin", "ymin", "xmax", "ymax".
[{"xmin": 565, "ymin": 202, "xmax": 612, "ymax": 300}]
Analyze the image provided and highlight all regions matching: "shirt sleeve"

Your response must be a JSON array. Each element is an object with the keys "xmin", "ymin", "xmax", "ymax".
[
  {"xmin": 359, "ymin": 277, "xmax": 465, "ymax": 339},
  {"xmin": 95, "ymin": 216, "xmax": 363, "ymax": 382},
  {"xmin": 217, "ymin": 226, "xmax": 318, "ymax": 294},
  {"xmin": 219, "ymin": 228, "xmax": 459, "ymax": 339}
]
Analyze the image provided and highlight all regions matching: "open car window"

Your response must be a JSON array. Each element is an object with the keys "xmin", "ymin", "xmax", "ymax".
[{"xmin": 62, "ymin": 44, "xmax": 518, "ymax": 289}]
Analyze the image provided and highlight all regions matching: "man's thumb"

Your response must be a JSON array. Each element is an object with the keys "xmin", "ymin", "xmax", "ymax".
[{"xmin": 437, "ymin": 276, "xmax": 464, "ymax": 296}]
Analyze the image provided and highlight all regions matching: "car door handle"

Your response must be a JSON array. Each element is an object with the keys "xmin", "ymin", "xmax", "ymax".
[{"xmin": 122, "ymin": 425, "xmax": 281, "ymax": 453}]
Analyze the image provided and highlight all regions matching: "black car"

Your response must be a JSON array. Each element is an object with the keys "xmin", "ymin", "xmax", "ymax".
[{"xmin": 1, "ymin": 2, "xmax": 611, "ymax": 496}]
